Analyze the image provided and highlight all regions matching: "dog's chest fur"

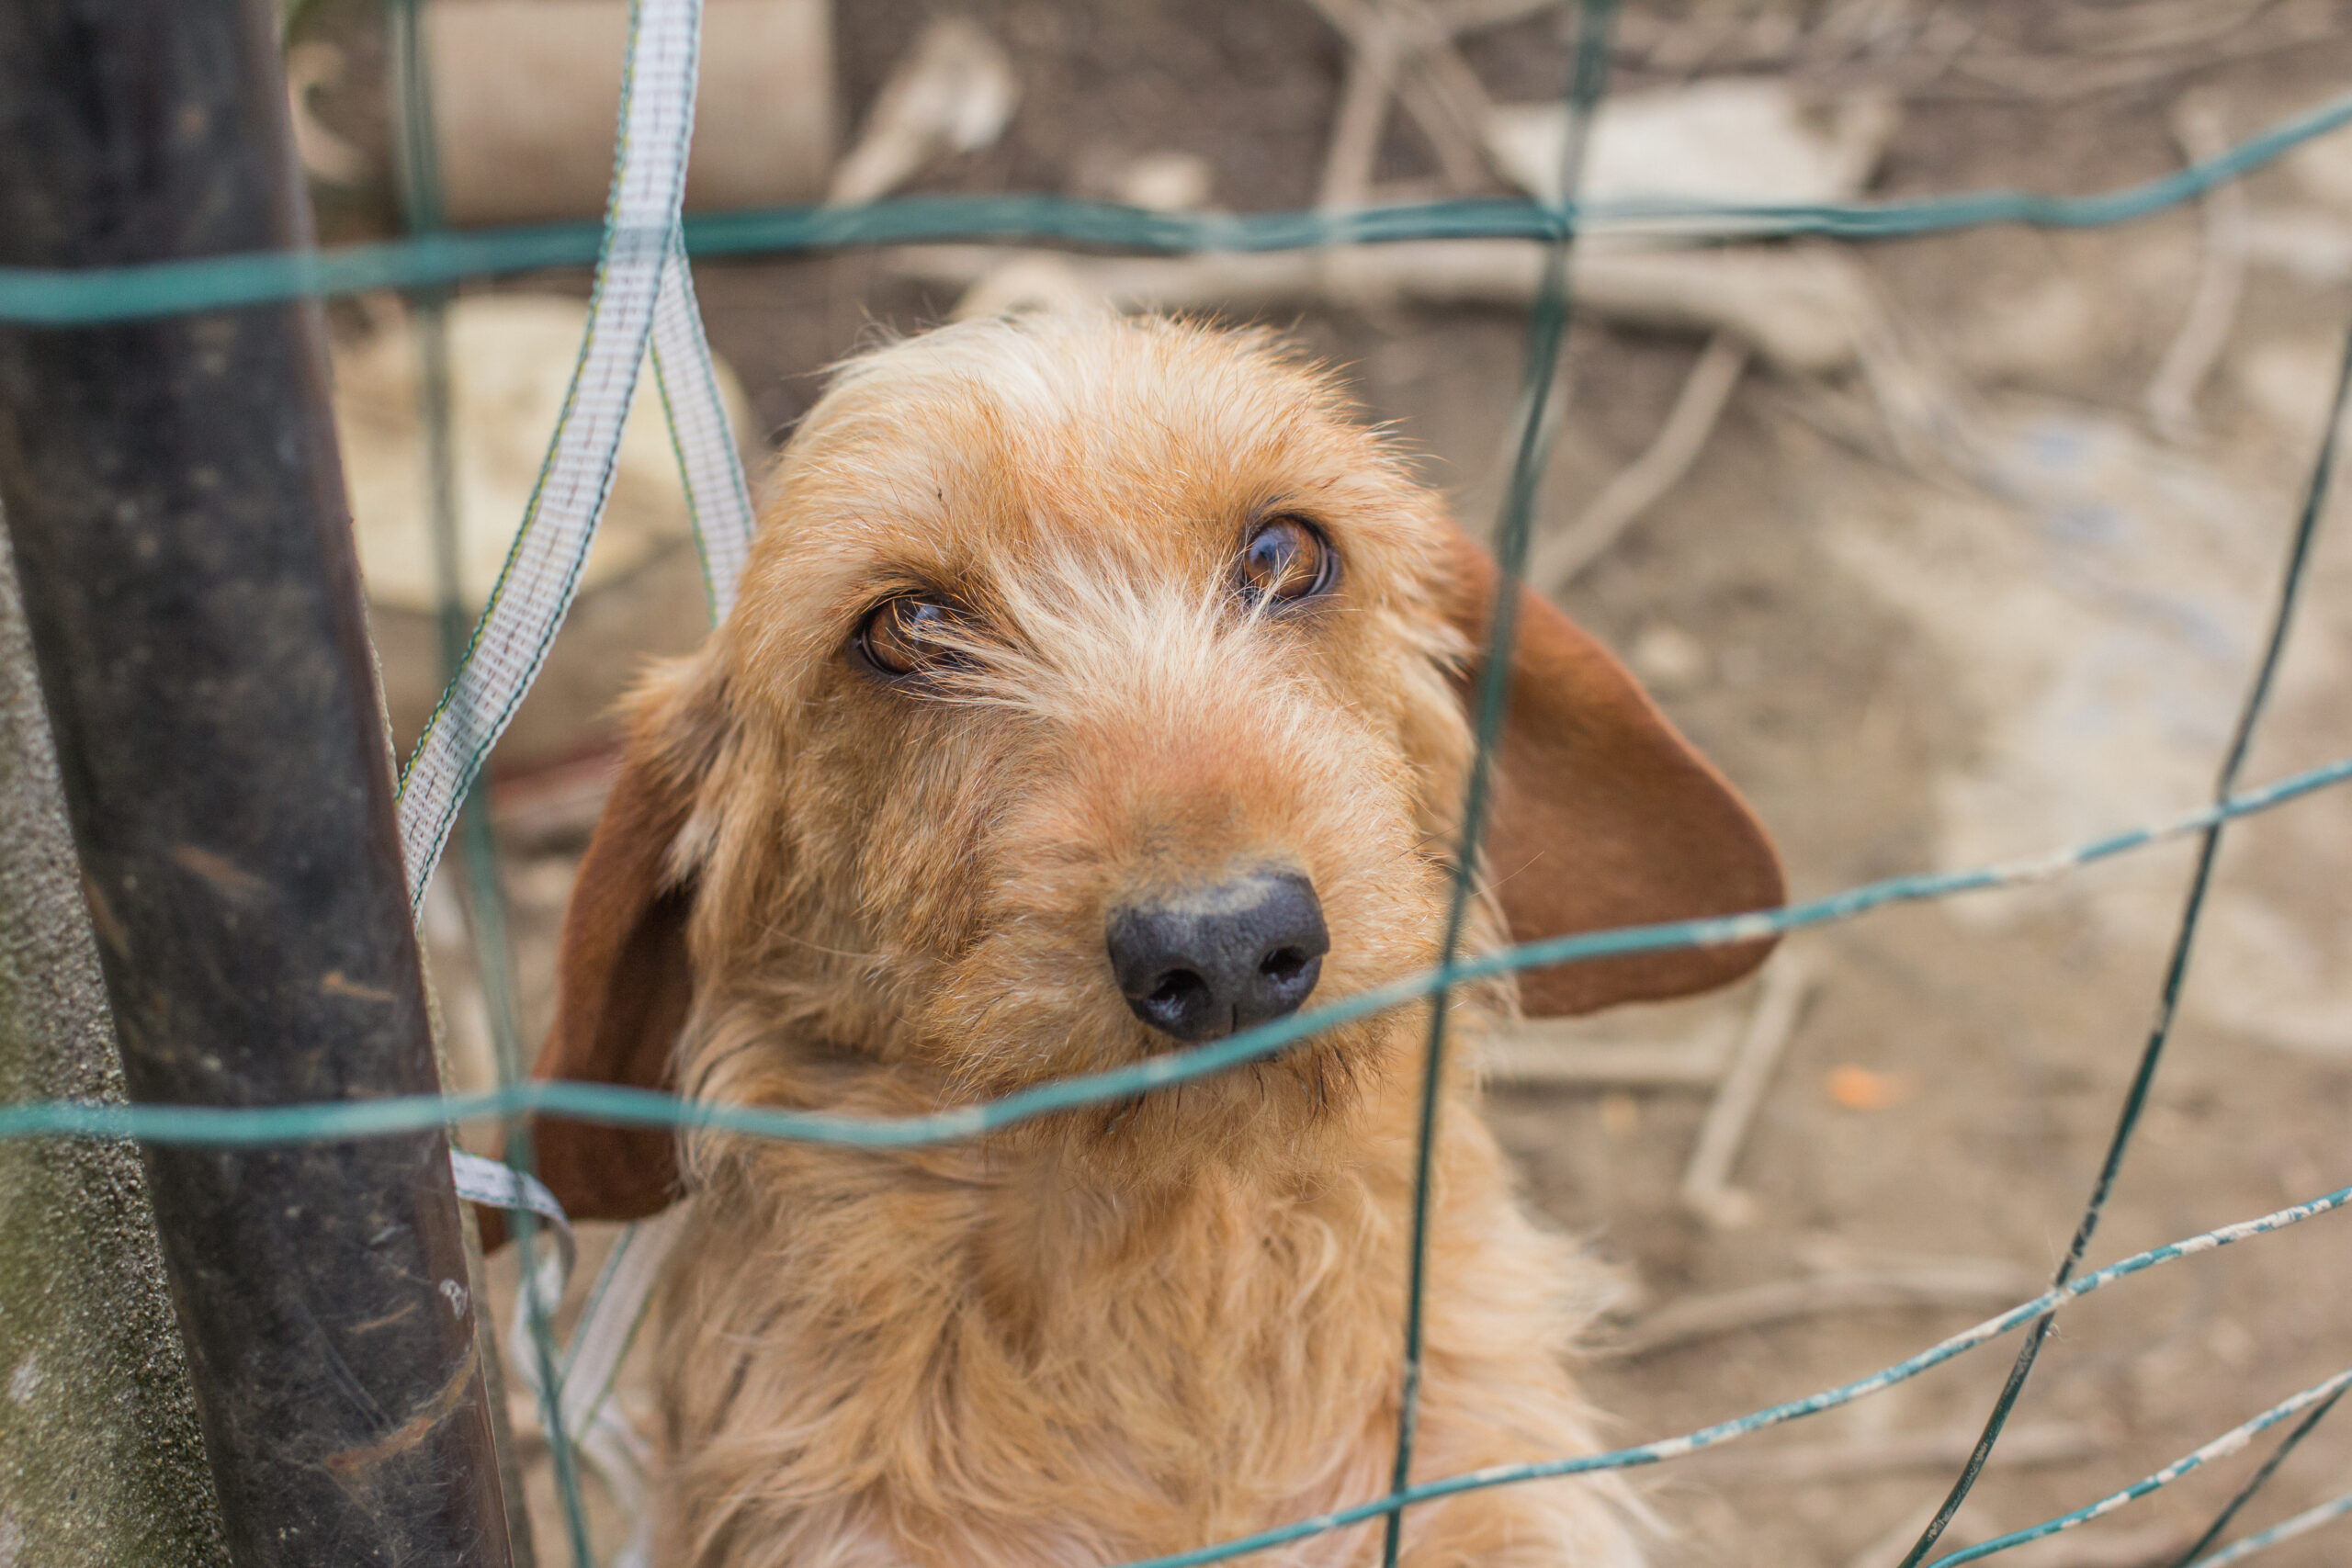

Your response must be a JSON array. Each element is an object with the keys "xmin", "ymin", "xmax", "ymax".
[{"xmin": 650, "ymin": 1045, "xmax": 1630, "ymax": 1568}]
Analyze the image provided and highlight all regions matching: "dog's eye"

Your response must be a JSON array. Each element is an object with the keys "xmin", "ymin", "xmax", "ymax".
[
  {"xmin": 1236, "ymin": 517, "xmax": 1336, "ymax": 606},
  {"xmin": 855, "ymin": 595, "xmax": 965, "ymax": 678}
]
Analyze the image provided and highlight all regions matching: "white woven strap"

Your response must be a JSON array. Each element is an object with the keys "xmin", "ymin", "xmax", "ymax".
[
  {"xmin": 448, "ymin": 1146, "xmax": 578, "ymax": 1280},
  {"xmin": 404, "ymin": 0, "xmax": 752, "ymax": 1547},
  {"xmin": 503, "ymin": 1208, "xmax": 688, "ymax": 1536},
  {"xmin": 651, "ymin": 226, "xmax": 757, "ymax": 622},
  {"xmin": 394, "ymin": 0, "xmax": 755, "ymax": 907}
]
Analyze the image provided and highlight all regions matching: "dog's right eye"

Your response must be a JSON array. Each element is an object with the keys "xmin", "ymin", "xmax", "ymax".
[
  {"xmin": 854, "ymin": 595, "xmax": 964, "ymax": 678},
  {"xmin": 1236, "ymin": 516, "xmax": 1337, "ymax": 608}
]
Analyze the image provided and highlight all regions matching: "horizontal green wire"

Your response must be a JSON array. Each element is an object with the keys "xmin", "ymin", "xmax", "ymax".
[
  {"xmin": 0, "ymin": 750, "xmax": 2345, "ymax": 1150},
  {"xmin": 3, "ymin": 87, "xmax": 2348, "ymax": 326}
]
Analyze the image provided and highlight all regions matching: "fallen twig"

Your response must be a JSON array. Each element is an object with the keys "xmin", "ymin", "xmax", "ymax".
[
  {"xmin": 1532, "ymin": 331, "xmax": 1747, "ymax": 592},
  {"xmin": 898, "ymin": 243, "xmax": 1871, "ymax": 374},
  {"xmin": 1303, "ymin": 0, "xmax": 1494, "ymax": 194},
  {"xmin": 2050, "ymin": 0, "xmax": 2284, "ymax": 57},
  {"xmin": 1691, "ymin": 1420, "xmax": 2101, "ymax": 1483},
  {"xmin": 1478, "ymin": 1023, "xmax": 1736, "ymax": 1088},
  {"xmin": 825, "ymin": 18, "xmax": 1018, "ymax": 208},
  {"xmin": 1679, "ymin": 953, "xmax": 1817, "ymax": 1226},
  {"xmin": 1943, "ymin": 9, "xmax": 2331, "ymax": 102},
  {"xmin": 1317, "ymin": 4, "xmax": 1407, "ymax": 212},
  {"xmin": 1615, "ymin": 1259, "xmax": 2045, "ymax": 1357},
  {"xmin": 2146, "ymin": 94, "xmax": 2246, "ymax": 441}
]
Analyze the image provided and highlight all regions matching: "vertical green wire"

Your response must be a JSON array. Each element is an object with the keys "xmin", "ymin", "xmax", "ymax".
[
  {"xmin": 388, "ymin": 3, "xmax": 594, "ymax": 1562},
  {"xmin": 1380, "ymin": 6, "xmax": 1617, "ymax": 1564},
  {"xmin": 1897, "ymin": 310, "xmax": 2352, "ymax": 1568}
]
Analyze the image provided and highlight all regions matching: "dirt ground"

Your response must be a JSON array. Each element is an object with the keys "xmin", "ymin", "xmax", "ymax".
[{"xmin": 304, "ymin": 2, "xmax": 2352, "ymax": 1563}]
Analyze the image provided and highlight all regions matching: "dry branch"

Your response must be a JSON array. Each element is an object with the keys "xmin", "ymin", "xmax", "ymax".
[
  {"xmin": 1615, "ymin": 1259, "xmax": 2045, "ymax": 1358},
  {"xmin": 1532, "ymin": 331, "xmax": 1748, "ymax": 592},
  {"xmin": 1316, "ymin": 6, "xmax": 1407, "ymax": 212},
  {"xmin": 1302, "ymin": 0, "xmax": 1496, "ymax": 194},
  {"xmin": 1690, "ymin": 1420, "xmax": 2101, "ymax": 1484},
  {"xmin": 1679, "ymin": 953, "xmax": 1817, "ymax": 1226},
  {"xmin": 2146, "ymin": 95, "xmax": 2246, "ymax": 440},
  {"xmin": 895, "ymin": 243, "xmax": 1871, "ymax": 374},
  {"xmin": 1477, "ymin": 1031, "xmax": 1734, "ymax": 1088}
]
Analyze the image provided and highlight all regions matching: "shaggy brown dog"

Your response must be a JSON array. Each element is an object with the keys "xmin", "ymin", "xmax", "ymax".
[{"xmin": 511, "ymin": 314, "xmax": 1781, "ymax": 1568}]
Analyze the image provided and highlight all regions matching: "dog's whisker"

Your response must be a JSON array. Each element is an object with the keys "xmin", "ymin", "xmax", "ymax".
[{"xmin": 770, "ymin": 931, "xmax": 887, "ymax": 964}]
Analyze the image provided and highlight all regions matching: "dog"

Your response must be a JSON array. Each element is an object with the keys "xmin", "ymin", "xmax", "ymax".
[{"xmin": 505, "ymin": 313, "xmax": 1782, "ymax": 1568}]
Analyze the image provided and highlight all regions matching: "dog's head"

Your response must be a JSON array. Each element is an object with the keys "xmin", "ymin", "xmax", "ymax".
[{"xmin": 519, "ymin": 314, "xmax": 1781, "ymax": 1221}]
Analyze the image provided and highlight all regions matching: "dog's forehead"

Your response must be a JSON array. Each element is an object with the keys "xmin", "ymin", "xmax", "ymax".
[
  {"xmin": 723, "ymin": 318, "xmax": 1456, "ymax": 696},
  {"xmin": 770, "ymin": 318, "xmax": 1411, "ymax": 572}
]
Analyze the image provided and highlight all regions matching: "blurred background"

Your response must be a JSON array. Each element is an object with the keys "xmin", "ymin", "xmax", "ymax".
[{"xmin": 283, "ymin": 2, "xmax": 2352, "ymax": 1562}]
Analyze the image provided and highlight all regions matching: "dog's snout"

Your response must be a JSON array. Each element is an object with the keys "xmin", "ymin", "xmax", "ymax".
[{"xmin": 1107, "ymin": 872, "xmax": 1329, "ymax": 1043}]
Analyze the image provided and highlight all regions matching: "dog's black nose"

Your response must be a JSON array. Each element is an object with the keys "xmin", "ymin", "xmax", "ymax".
[{"xmin": 1107, "ymin": 871, "xmax": 1329, "ymax": 1043}]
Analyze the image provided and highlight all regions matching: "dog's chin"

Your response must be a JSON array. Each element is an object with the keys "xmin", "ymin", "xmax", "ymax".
[
  {"xmin": 910, "ymin": 961, "xmax": 1424, "ymax": 1178},
  {"xmin": 957, "ymin": 1013, "xmax": 1394, "ymax": 1188}
]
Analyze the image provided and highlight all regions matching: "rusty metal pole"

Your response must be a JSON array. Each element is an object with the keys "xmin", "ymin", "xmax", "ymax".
[{"xmin": 0, "ymin": 2, "xmax": 514, "ymax": 1564}]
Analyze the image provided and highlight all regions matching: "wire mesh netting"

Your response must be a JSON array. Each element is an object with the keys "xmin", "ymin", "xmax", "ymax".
[{"xmin": 3, "ymin": 1, "xmax": 2351, "ymax": 1565}]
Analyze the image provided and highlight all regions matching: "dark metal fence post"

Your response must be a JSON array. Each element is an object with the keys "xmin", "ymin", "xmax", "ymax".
[{"xmin": 0, "ymin": 3, "xmax": 514, "ymax": 1564}]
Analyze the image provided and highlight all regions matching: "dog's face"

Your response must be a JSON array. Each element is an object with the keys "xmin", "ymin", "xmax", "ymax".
[
  {"xmin": 702, "ymin": 321, "xmax": 1474, "ymax": 1111},
  {"xmin": 521, "ymin": 316, "xmax": 1782, "ymax": 1220}
]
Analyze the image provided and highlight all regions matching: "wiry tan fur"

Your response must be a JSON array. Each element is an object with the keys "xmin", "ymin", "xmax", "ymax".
[{"xmin": 555, "ymin": 314, "xmax": 1775, "ymax": 1568}]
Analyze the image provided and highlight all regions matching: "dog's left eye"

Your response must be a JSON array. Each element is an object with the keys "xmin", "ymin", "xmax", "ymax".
[
  {"xmin": 1236, "ymin": 517, "xmax": 1336, "ymax": 607},
  {"xmin": 855, "ymin": 595, "xmax": 967, "ymax": 678}
]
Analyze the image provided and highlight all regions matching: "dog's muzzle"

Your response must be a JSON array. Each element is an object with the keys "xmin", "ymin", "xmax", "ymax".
[{"xmin": 1106, "ymin": 870, "xmax": 1329, "ymax": 1043}]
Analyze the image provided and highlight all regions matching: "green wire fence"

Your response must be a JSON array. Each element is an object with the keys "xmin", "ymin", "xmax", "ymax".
[
  {"xmin": 12, "ymin": 85, "xmax": 2352, "ymax": 327},
  {"xmin": 4, "ymin": 1, "xmax": 2351, "ymax": 1565}
]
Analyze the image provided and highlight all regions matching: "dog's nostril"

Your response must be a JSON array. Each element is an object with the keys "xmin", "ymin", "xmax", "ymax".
[
  {"xmin": 1148, "ymin": 970, "xmax": 1207, "ymax": 1007},
  {"xmin": 1107, "ymin": 871, "xmax": 1329, "ymax": 1044},
  {"xmin": 1260, "ymin": 947, "xmax": 1307, "ymax": 984}
]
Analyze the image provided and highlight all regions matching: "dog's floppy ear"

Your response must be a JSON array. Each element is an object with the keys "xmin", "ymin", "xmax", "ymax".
[
  {"xmin": 1439, "ymin": 528, "xmax": 1783, "ymax": 1015},
  {"xmin": 479, "ymin": 709, "xmax": 702, "ymax": 1248}
]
